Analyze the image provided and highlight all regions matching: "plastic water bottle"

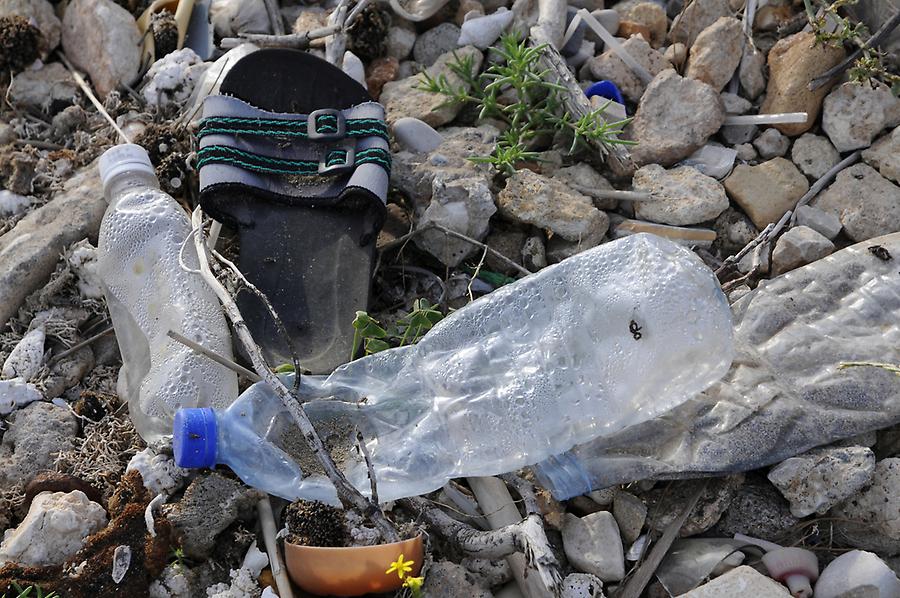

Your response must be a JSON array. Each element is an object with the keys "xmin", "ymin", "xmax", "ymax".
[
  {"xmin": 174, "ymin": 233, "xmax": 734, "ymax": 503},
  {"xmin": 96, "ymin": 144, "xmax": 238, "ymax": 444}
]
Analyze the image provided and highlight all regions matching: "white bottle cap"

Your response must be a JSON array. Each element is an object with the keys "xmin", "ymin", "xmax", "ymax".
[{"xmin": 98, "ymin": 144, "xmax": 155, "ymax": 191}]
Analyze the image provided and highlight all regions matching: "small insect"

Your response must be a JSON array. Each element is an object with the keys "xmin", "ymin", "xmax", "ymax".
[
  {"xmin": 629, "ymin": 319, "xmax": 643, "ymax": 341},
  {"xmin": 869, "ymin": 245, "xmax": 893, "ymax": 261}
]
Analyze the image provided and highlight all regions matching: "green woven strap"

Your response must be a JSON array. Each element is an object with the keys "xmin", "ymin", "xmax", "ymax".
[
  {"xmin": 197, "ymin": 145, "xmax": 392, "ymax": 176},
  {"xmin": 197, "ymin": 114, "xmax": 389, "ymax": 141}
]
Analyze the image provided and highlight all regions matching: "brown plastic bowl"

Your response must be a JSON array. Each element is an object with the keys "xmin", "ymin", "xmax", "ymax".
[{"xmin": 284, "ymin": 534, "xmax": 424, "ymax": 596}]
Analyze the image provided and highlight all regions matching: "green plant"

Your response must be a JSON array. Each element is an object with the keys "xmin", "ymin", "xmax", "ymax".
[
  {"xmin": 2, "ymin": 584, "xmax": 59, "ymax": 598},
  {"xmin": 351, "ymin": 299, "xmax": 444, "ymax": 358},
  {"xmin": 848, "ymin": 48, "xmax": 900, "ymax": 94},
  {"xmin": 803, "ymin": 0, "xmax": 868, "ymax": 46},
  {"xmin": 418, "ymin": 33, "xmax": 633, "ymax": 174}
]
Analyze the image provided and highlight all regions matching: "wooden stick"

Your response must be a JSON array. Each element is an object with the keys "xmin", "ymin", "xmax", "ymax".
[
  {"xmin": 166, "ymin": 330, "xmax": 261, "ymax": 382},
  {"xmin": 48, "ymin": 326, "xmax": 114, "ymax": 366},
  {"xmin": 220, "ymin": 25, "xmax": 342, "ymax": 50},
  {"xmin": 58, "ymin": 52, "xmax": 130, "ymax": 143}
]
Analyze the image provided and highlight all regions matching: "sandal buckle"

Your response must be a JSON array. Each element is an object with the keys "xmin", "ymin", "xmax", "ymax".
[
  {"xmin": 307, "ymin": 109, "xmax": 346, "ymax": 140},
  {"xmin": 318, "ymin": 145, "xmax": 356, "ymax": 174}
]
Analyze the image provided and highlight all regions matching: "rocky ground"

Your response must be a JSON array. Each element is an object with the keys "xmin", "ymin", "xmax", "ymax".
[{"xmin": 0, "ymin": 0, "xmax": 898, "ymax": 595}]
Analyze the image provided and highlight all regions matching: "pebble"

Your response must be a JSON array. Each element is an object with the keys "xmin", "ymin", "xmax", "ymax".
[
  {"xmin": 386, "ymin": 25, "xmax": 417, "ymax": 60},
  {"xmin": 341, "ymin": 50, "xmax": 365, "ymax": 87},
  {"xmin": 8, "ymin": 62, "xmax": 78, "ymax": 114},
  {"xmin": 733, "ymin": 143, "xmax": 757, "ymax": 162},
  {"xmin": 0, "ymin": 0, "xmax": 60, "ymax": 58},
  {"xmin": 721, "ymin": 90, "xmax": 752, "ymax": 112},
  {"xmin": 833, "ymin": 458, "xmax": 900, "ymax": 546},
  {"xmin": 790, "ymin": 133, "xmax": 840, "ymax": 180},
  {"xmin": 0, "ymin": 378, "xmax": 42, "ymax": 416},
  {"xmin": 553, "ymin": 163, "xmax": 617, "ymax": 211},
  {"xmin": 685, "ymin": 17, "xmax": 744, "ymax": 92},
  {"xmin": 617, "ymin": 21, "xmax": 652, "ymax": 43},
  {"xmin": 668, "ymin": 0, "xmax": 731, "ymax": 46},
  {"xmin": 645, "ymin": 476, "xmax": 743, "ymax": 537},
  {"xmin": 365, "ymin": 56, "xmax": 400, "ymax": 100},
  {"xmin": 629, "ymin": 70, "xmax": 725, "ymax": 167},
  {"xmin": 794, "ymin": 205, "xmax": 842, "ymax": 240},
  {"xmin": 713, "ymin": 477, "xmax": 800, "ymax": 541},
  {"xmin": 814, "ymin": 551, "xmax": 900, "ymax": 598},
  {"xmin": 583, "ymin": 35, "xmax": 671, "ymax": 104},
  {"xmin": 392, "ymin": 117, "xmax": 444, "ymax": 153},
  {"xmin": 664, "ymin": 42, "xmax": 687, "ymax": 67},
  {"xmin": 753, "ymin": 128, "xmax": 789, "ymax": 159},
  {"xmin": 863, "ymin": 127, "xmax": 900, "ymax": 184},
  {"xmin": 498, "ymin": 169, "xmax": 609, "ymax": 245},
  {"xmin": 822, "ymin": 82, "xmax": 900, "ymax": 152},
  {"xmin": 455, "ymin": 0, "xmax": 484, "ymax": 24},
  {"xmin": 771, "ymin": 225, "xmax": 835, "ymax": 275},
  {"xmin": 1, "ymin": 326, "xmax": 44, "ymax": 380},
  {"xmin": 713, "ymin": 207, "xmax": 758, "ymax": 255},
  {"xmin": 633, "ymin": 164, "xmax": 729, "ymax": 225},
  {"xmin": 681, "ymin": 566, "xmax": 792, "ymax": 597},
  {"xmin": 381, "ymin": 46, "xmax": 484, "ymax": 126},
  {"xmin": 812, "ymin": 163, "xmax": 900, "ymax": 242},
  {"xmin": 420, "ymin": 561, "xmax": 492, "ymax": 598},
  {"xmin": 61, "ymin": 0, "xmax": 142, "ymax": 97},
  {"xmin": 0, "ymin": 189, "xmax": 30, "ymax": 217},
  {"xmin": 522, "ymin": 235, "xmax": 547, "ymax": 270},
  {"xmin": 620, "ymin": 2, "xmax": 667, "ymax": 48},
  {"xmin": 760, "ymin": 31, "xmax": 845, "ymax": 136},
  {"xmin": 209, "ymin": 0, "xmax": 270, "ymax": 38},
  {"xmin": 768, "ymin": 446, "xmax": 875, "ymax": 517},
  {"xmin": 681, "ymin": 144, "xmax": 737, "ymax": 179},
  {"xmin": 458, "ymin": 8, "xmax": 514, "ymax": 49},
  {"xmin": 612, "ymin": 491, "xmax": 647, "ymax": 544},
  {"xmin": 0, "ymin": 490, "xmax": 107, "ymax": 567},
  {"xmin": 0, "ymin": 402, "xmax": 77, "ymax": 488},
  {"xmin": 126, "ymin": 448, "xmax": 189, "ymax": 496},
  {"xmin": 739, "ymin": 45, "xmax": 766, "ymax": 100},
  {"xmin": 561, "ymin": 512, "xmax": 626, "ymax": 582},
  {"xmin": 413, "ymin": 22, "xmax": 462, "ymax": 67},
  {"xmin": 724, "ymin": 158, "xmax": 809, "ymax": 228},
  {"xmin": 562, "ymin": 573, "xmax": 606, "ymax": 598}
]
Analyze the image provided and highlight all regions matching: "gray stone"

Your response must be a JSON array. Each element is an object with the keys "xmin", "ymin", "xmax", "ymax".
[
  {"xmin": 720, "ymin": 92, "xmax": 752, "ymax": 115},
  {"xmin": 681, "ymin": 144, "xmax": 737, "ymax": 179},
  {"xmin": 713, "ymin": 207, "xmax": 758, "ymax": 256},
  {"xmin": 0, "ymin": 163, "xmax": 105, "ymax": 329},
  {"xmin": 685, "ymin": 17, "xmax": 743, "ymax": 92},
  {"xmin": 0, "ymin": 402, "xmax": 78, "ymax": 489},
  {"xmin": 562, "ymin": 512, "xmax": 625, "ymax": 582},
  {"xmin": 813, "ymin": 163, "xmax": 900, "ymax": 243},
  {"xmin": 771, "ymin": 225, "xmax": 834, "ymax": 275},
  {"xmin": 612, "ymin": 491, "xmax": 646, "ymax": 544},
  {"xmin": 498, "ymin": 169, "xmax": 609, "ymax": 244},
  {"xmin": 734, "ymin": 143, "xmax": 756, "ymax": 162},
  {"xmin": 645, "ymin": 476, "xmax": 742, "ymax": 537},
  {"xmin": 862, "ymin": 127, "xmax": 900, "ymax": 184},
  {"xmin": 562, "ymin": 573, "xmax": 606, "ymax": 598},
  {"xmin": 546, "ymin": 235, "xmax": 602, "ymax": 264},
  {"xmin": 584, "ymin": 35, "xmax": 671, "ymax": 103},
  {"xmin": 681, "ymin": 566, "xmax": 792, "ymax": 597},
  {"xmin": 668, "ymin": 0, "xmax": 731, "ymax": 46},
  {"xmin": 724, "ymin": 157, "xmax": 808, "ymax": 228},
  {"xmin": 460, "ymin": 557, "xmax": 512, "ymax": 589},
  {"xmin": 161, "ymin": 472, "xmax": 262, "ymax": 560},
  {"xmin": 381, "ymin": 46, "xmax": 484, "ymax": 127},
  {"xmin": 630, "ymin": 69, "xmax": 725, "ymax": 167},
  {"xmin": 413, "ymin": 23, "xmax": 462, "ymax": 67},
  {"xmin": 832, "ymin": 459, "xmax": 900, "ymax": 552},
  {"xmin": 815, "ymin": 551, "xmax": 900, "ymax": 598},
  {"xmin": 714, "ymin": 478, "xmax": 800, "ymax": 541},
  {"xmin": 414, "ymin": 174, "xmax": 497, "ymax": 267},
  {"xmin": 823, "ymin": 82, "xmax": 900, "ymax": 152},
  {"xmin": 61, "ymin": 0, "xmax": 141, "ymax": 97},
  {"xmin": 484, "ymin": 228, "xmax": 526, "ymax": 275},
  {"xmin": 753, "ymin": 128, "xmax": 789, "ymax": 159},
  {"xmin": 0, "ymin": 0, "xmax": 60, "ymax": 58},
  {"xmin": 633, "ymin": 164, "xmax": 729, "ymax": 225},
  {"xmin": 392, "ymin": 117, "xmax": 444, "ymax": 153},
  {"xmin": 768, "ymin": 446, "xmax": 875, "ymax": 517},
  {"xmin": 522, "ymin": 235, "xmax": 546, "ymax": 271},
  {"xmin": 552, "ymin": 163, "xmax": 617, "ymax": 210},
  {"xmin": 739, "ymin": 45, "xmax": 766, "ymax": 100},
  {"xmin": 721, "ymin": 123, "xmax": 758, "ymax": 145},
  {"xmin": 458, "ymin": 8, "xmax": 514, "ymax": 50},
  {"xmin": 664, "ymin": 41, "xmax": 687, "ymax": 67},
  {"xmin": 8, "ymin": 62, "xmax": 78, "ymax": 114},
  {"xmin": 387, "ymin": 26, "xmax": 417, "ymax": 60},
  {"xmin": 422, "ymin": 561, "xmax": 493, "ymax": 598},
  {"xmin": 791, "ymin": 133, "xmax": 840, "ymax": 179},
  {"xmin": 619, "ymin": 2, "xmax": 667, "ymax": 48},
  {"xmin": 795, "ymin": 205, "xmax": 842, "ymax": 240}
]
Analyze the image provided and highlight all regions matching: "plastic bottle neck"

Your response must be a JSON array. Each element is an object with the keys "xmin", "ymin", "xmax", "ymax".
[{"xmin": 104, "ymin": 170, "xmax": 161, "ymax": 205}]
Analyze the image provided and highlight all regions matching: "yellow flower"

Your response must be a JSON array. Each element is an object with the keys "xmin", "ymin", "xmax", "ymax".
[
  {"xmin": 403, "ymin": 576, "xmax": 424, "ymax": 590},
  {"xmin": 386, "ymin": 554, "xmax": 415, "ymax": 580}
]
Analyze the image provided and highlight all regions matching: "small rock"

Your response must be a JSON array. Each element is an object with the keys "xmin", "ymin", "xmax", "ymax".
[
  {"xmin": 722, "ymin": 90, "xmax": 752, "ymax": 112},
  {"xmin": 483, "ymin": 228, "xmax": 526, "ymax": 275},
  {"xmin": 823, "ymin": 82, "xmax": 900, "ymax": 152},
  {"xmin": 630, "ymin": 69, "xmax": 725, "ymax": 166},
  {"xmin": 0, "ymin": 190, "xmax": 30, "ymax": 217},
  {"xmin": 422, "ymin": 561, "xmax": 493, "ymax": 598},
  {"xmin": 645, "ymin": 476, "xmax": 743, "ymax": 537},
  {"xmin": 862, "ymin": 127, "xmax": 900, "ymax": 184},
  {"xmin": 668, "ymin": 0, "xmax": 731, "ymax": 46},
  {"xmin": 562, "ymin": 573, "xmax": 606, "ymax": 598},
  {"xmin": 739, "ymin": 45, "xmax": 766, "ymax": 100},
  {"xmin": 753, "ymin": 128, "xmax": 789, "ymax": 159},
  {"xmin": 0, "ymin": 0, "xmax": 60, "ymax": 58},
  {"xmin": 768, "ymin": 446, "xmax": 875, "ymax": 517},
  {"xmin": 458, "ymin": 8, "xmax": 513, "ymax": 49},
  {"xmin": 664, "ymin": 42, "xmax": 687, "ymax": 67},
  {"xmin": 8, "ymin": 61, "xmax": 78, "ymax": 113},
  {"xmin": 61, "ymin": 0, "xmax": 141, "ymax": 97},
  {"xmin": 498, "ymin": 169, "xmax": 609, "ymax": 245},
  {"xmin": 617, "ymin": 21, "xmax": 652, "ymax": 43},
  {"xmin": 833, "ymin": 458, "xmax": 900, "ymax": 545},
  {"xmin": 0, "ymin": 378, "xmax": 42, "ymax": 415},
  {"xmin": 386, "ymin": 25, "xmax": 416, "ymax": 60},
  {"xmin": 126, "ymin": 447, "xmax": 189, "ymax": 496},
  {"xmin": 620, "ymin": 2, "xmax": 667, "ymax": 48},
  {"xmin": 381, "ymin": 46, "xmax": 484, "ymax": 127},
  {"xmin": 613, "ymin": 492, "xmax": 647, "ymax": 544},
  {"xmin": 393, "ymin": 117, "xmax": 444, "ymax": 153},
  {"xmin": 562, "ymin": 512, "xmax": 625, "ymax": 582},
  {"xmin": 461, "ymin": 557, "xmax": 511, "ymax": 589},
  {"xmin": 522, "ymin": 235, "xmax": 546, "ymax": 270},
  {"xmin": 714, "ymin": 477, "xmax": 800, "ymax": 541},
  {"xmin": 814, "ymin": 551, "xmax": 900, "ymax": 598},
  {"xmin": 681, "ymin": 143, "xmax": 737, "ymax": 179},
  {"xmin": 771, "ymin": 225, "xmax": 834, "ymax": 275},
  {"xmin": 790, "ymin": 133, "xmax": 840, "ymax": 179},
  {"xmin": 2, "ymin": 325, "xmax": 44, "ymax": 380},
  {"xmin": 413, "ymin": 23, "xmax": 461, "ymax": 67},
  {"xmin": 341, "ymin": 50, "xmax": 365, "ymax": 87},
  {"xmin": 713, "ymin": 207, "xmax": 758, "ymax": 255},
  {"xmin": 365, "ymin": 56, "xmax": 399, "ymax": 100},
  {"xmin": 734, "ymin": 142, "xmax": 756, "ymax": 162},
  {"xmin": 633, "ymin": 164, "xmax": 729, "ymax": 225},
  {"xmin": 162, "ymin": 472, "xmax": 262, "ymax": 560},
  {"xmin": 414, "ymin": 174, "xmax": 497, "ymax": 266},
  {"xmin": 681, "ymin": 566, "xmax": 792, "ymax": 597},
  {"xmin": 209, "ymin": 0, "xmax": 270, "ymax": 38},
  {"xmin": 760, "ymin": 31, "xmax": 845, "ymax": 136},
  {"xmin": 812, "ymin": 163, "xmax": 900, "ymax": 242},
  {"xmin": 685, "ymin": 17, "xmax": 743, "ymax": 92},
  {"xmin": 142, "ymin": 48, "xmax": 206, "ymax": 108},
  {"xmin": 455, "ymin": 0, "xmax": 484, "ymax": 24},
  {"xmin": 552, "ymin": 163, "xmax": 617, "ymax": 210},
  {"xmin": 721, "ymin": 123, "xmax": 758, "ymax": 146},
  {"xmin": 584, "ymin": 35, "xmax": 671, "ymax": 103},
  {"xmin": 0, "ymin": 490, "xmax": 107, "ymax": 567},
  {"xmin": 794, "ymin": 205, "xmax": 842, "ymax": 240},
  {"xmin": 0, "ymin": 401, "xmax": 77, "ymax": 488},
  {"xmin": 724, "ymin": 157, "xmax": 809, "ymax": 228}
]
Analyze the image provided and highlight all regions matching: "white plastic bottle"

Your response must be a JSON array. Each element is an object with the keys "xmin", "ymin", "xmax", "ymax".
[
  {"xmin": 96, "ymin": 144, "xmax": 238, "ymax": 444},
  {"xmin": 175, "ymin": 234, "xmax": 734, "ymax": 503}
]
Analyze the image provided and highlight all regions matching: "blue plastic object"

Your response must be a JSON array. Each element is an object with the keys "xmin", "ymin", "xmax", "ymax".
[
  {"xmin": 585, "ymin": 80, "xmax": 626, "ymax": 108},
  {"xmin": 173, "ymin": 407, "xmax": 218, "ymax": 468}
]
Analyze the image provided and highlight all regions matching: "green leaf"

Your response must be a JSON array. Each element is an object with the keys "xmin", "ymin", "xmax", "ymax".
[{"xmin": 365, "ymin": 338, "xmax": 391, "ymax": 354}]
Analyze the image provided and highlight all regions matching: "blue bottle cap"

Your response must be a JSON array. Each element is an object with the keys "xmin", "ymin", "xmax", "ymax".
[
  {"xmin": 173, "ymin": 408, "xmax": 218, "ymax": 468},
  {"xmin": 585, "ymin": 80, "xmax": 626, "ymax": 108}
]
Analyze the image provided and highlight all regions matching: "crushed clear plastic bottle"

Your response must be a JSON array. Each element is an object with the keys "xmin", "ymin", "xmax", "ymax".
[
  {"xmin": 96, "ymin": 144, "xmax": 238, "ymax": 444},
  {"xmin": 174, "ymin": 233, "xmax": 734, "ymax": 504}
]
